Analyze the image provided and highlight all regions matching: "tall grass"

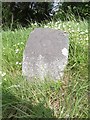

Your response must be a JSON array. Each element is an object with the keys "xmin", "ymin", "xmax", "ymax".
[{"xmin": 2, "ymin": 20, "xmax": 88, "ymax": 118}]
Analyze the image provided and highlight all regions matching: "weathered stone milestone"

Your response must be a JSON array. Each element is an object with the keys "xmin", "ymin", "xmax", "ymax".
[{"xmin": 22, "ymin": 28, "xmax": 69, "ymax": 80}]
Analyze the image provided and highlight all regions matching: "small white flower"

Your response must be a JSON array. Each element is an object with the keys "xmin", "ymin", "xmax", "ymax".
[
  {"xmin": 19, "ymin": 63, "xmax": 22, "ymax": 65},
  {"xmin": 2, "ymin": 72, "xmax": 6, "ymax": 77},
  {"xmin": 15, "ymin": 49, "xmax": 19, "ymax": 53},
  {"xmin": 61, "ymin": 110, "xmax": 63, "ymax": 114},
  {"xmin": 62, "ymin": 93, "xmax": 64, "ymax": 96},
  {"xmin": 21, "ymin": 42, "xmax": 24, "ymax": 45},
  {"xmin": 85, "ymin": 29, "xmax": 88, "ymax": 33},
  {"xmin": 66, "ymin": 114, "xmax": 69, "ymax": 117},
  {"xmin": 44, "ymin": 25, "xmax": 48, "ymax": 28},
  {"xmin": 77, "ymin": 23, "xmax": 79, "ymax": 25},
  {"xmin": 34, "ymin": 22, "xmax": 37, "ymax": 26},
  {"xmin": 71, "ymin": 30, "xmax": 74, "ymax": 32},
  {"xmin": 0, "ymin": 71, "xmax": 6, "ymax": 77},
  {"xmin": 86, "ymin": 37, "xmax": 88, "ymax": 40},
  {"xmin": 77, "ymin": 28, "xmax": 80, "ymax": 32},
  {"xmin": 80, "ymin": 32, "xmax": 85, "ymax": 34},
  {"xmin": 16, "ymin": 62, "xmax": 19, "ymax": 65}
]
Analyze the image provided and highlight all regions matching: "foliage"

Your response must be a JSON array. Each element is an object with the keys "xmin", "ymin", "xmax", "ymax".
[
  {"xmin": 2, "ymin": 3, "xmax": 12, "ymax": 28},
  {"xmin": 2, "ymin": 2, "xmax": 89, "ymax": 29},
  {"xmin": 53, "ymin": 2, "xmax": 89, "ymax": 21},
  {"xmin": 2, "ymin": 2, "xmax": 53, "ymax": 29}
]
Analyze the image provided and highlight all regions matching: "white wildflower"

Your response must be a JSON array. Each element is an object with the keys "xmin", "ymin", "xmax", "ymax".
[
  {"xmin": 15, "ymin": 49, "xmax": 19, "ymax": 53},
  {"xmin": 71, "ymin": 29, "xmax": 74, "ymax": 32},
  {"xmin": 77, "ymin": 23, "xmax": 79, "ymax": 25},
  {"xmin": 77, "ymin": 28, "xmax": 80, "ymax": 32},
  {"xmin": 0, "ymin": 71, "xmax": 6, "ymax": 77},
  {"xmin": 21, "ymin": 42, "xmax": 24, "ymax": 45},
  {"xmin": 34, "ymin": 22, "xmax": 37, "ymax": 26},
  {"xmin": 44, "ymin": 25, "xmax": 48, "ymax": 28},
  {"xmin": 17, "ymin": 43, "xmax": 20, "ymax": 45},
  {"xmin": 2, "ymin": 72, "xmax": 6, "ymax": 77},
  {"xmin": 68, "ymin": 28, "xmax": 71, "ymax": 31},
  {"xmin": 66, "ymin": 114, "xmax": 69, "ymax": 117},
  {"xmin": 19, "ymin": 62, "xmax": 22, "ymax": 65},
  {"xmin": 16, "ymin": 62, "xmax": 19, "ymax": 65},
  {"xmin": 61, "ymin": 110, "xmax": 63, "ymax": 114},
  {"xmin": 80, "ymin": 32, "xmax": 85, "ymax": 34},
  {"xmin": 85, "ymin": 29, "xmax": 88, "ymax": 33},
  {"xmin": 62, "ymin": 93, "xmax": 64, "ymax": 96},
  {"xmin": 86, "ymin": 37, "xmax": 88, "ymax": 40}
]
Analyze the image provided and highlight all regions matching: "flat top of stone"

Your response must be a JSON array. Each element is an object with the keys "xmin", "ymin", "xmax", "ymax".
[{"xmin": 24, "ymin": 28, "xmax": 69, "ymax": 63}]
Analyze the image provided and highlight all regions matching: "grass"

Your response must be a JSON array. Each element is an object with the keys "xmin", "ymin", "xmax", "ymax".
[{"xmin": 2, "ymin": 19, "xmax": 88, "ymax": 118}]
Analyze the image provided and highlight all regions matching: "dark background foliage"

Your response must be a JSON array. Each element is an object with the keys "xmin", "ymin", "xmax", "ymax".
[{"xmin": 2, "ymin": 2, "xmax": 89, "ymax": 29}]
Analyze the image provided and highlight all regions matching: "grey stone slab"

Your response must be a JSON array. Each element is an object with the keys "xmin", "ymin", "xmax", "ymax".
[{"xmin": 22, "ymin": 28, "xmax": 69, "ymax": 80}]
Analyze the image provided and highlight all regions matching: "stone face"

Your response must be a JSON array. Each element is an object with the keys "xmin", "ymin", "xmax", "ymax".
[{"xmin": 22, "ymin": 28, "xmax": 69, "ymax": 80}]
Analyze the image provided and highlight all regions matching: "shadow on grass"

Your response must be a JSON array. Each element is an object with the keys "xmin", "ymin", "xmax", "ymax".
[{"xmin": 2, "ymin": 90, "xmax": 54, "ymax": 119}]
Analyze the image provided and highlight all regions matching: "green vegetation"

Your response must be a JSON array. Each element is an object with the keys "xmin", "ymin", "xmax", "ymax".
[
  {"xmin": 2, "ymin": 20, "xmax": 88, "ymax": 118},
  {"xmin": 2, "ymin": 2, "xmax": 89, "ymax": 29}
]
